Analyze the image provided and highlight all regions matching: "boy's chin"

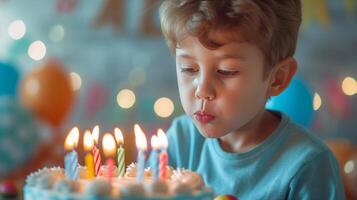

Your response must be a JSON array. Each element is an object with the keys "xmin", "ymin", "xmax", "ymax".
[{"xmin": 194, "ymin": 124, "xmax": 224, "ymax": 139}]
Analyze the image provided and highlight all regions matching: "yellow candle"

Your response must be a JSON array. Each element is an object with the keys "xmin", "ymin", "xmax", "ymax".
[{"xmin": 84, "ymin": 130, "xmax": 95, "ymax": 179}]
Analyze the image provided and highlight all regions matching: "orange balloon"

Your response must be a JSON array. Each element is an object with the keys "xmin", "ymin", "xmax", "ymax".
[{"xmin": 20, "ymin": 59, "xmax": 75, "ymax": 127}]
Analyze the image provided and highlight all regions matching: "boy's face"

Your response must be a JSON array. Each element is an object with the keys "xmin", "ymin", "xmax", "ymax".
[{"xmin": 175, "ymin": 33, "xmax": 273, "ymax": 138}]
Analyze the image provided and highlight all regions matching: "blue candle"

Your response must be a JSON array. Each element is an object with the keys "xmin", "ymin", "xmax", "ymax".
[
  {"xmin": 64, "ymin": 150, "xmax": 79, "ymax": 180},
  {"xmin": 136, "ymin": 149, "xmax": 146, "ymax": 182},
  {"xmin": 64, "ymin": 127, "xmax": 80, "ymax": 180},
  {"xmin": 134, "ymin": 124, "xmax": 148, "ymax": 183},
  {"xmin": 150, "ymin": 135, "xmax": 160, "ymax": 179}
]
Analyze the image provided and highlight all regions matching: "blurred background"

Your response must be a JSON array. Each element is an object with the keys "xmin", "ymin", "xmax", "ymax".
[{"xmin": 0, "ymin": 0, "xmax": 356, "ymax": 199}]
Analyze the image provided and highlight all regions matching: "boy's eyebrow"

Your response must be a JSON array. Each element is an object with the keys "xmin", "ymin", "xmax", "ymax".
[
  {"xmin": 176, "ymin": 53, "xmax": 194, "ymax": 59},
  {"xmin": 217, "ymin": 53, "xmax": 246, "ymax": 60},
  {"xmin": 176, "ymin": 53, "xmax": 245, "ymax": 60}
]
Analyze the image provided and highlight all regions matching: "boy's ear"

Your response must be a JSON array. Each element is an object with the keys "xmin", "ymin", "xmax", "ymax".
[{"xmin": 268, "ymin": 57, "xmax": 297, "ymax": 97}]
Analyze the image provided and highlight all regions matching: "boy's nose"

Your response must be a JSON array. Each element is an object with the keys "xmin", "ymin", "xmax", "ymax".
[{"xmin": 194, "ymin": 77, "xmax": 216, "ymax": 101}]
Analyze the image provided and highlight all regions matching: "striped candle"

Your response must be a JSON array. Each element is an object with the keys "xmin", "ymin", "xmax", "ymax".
[
  {"xmin": 91, "ymin": 125, "xmax": 102, "ymax": 176},
  {"xmin": 115, "ymin": 128, "xmax": 125, "ymax": 178},
  {"xmin": 92, "ymin": 146, "xmax": 102, "ymax": 176},
  {"xmin": 157, "ymin": 129, "xmax": 168, "ymax": 180},
  {"xmin": 117, "ymin": 146, "xmax": 125, "ymax": 177},
  {"xmin": 64, "ymin": 150, "xmax": 79, "ymax": 180},
  {"xmin": 159, "ymin": 150, "xmax": 168, "ymax": 180}
]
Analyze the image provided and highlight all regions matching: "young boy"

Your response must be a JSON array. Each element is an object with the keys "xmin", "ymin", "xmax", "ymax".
[{"xmin": 158, "ymin": 0, "xmax": 345, "ymax": 199}]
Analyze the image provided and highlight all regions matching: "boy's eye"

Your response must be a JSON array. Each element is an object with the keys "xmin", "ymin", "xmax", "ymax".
[
  {"xmin": 217, "ymin": 69, "xmax": 239, "ymax": 76},
  {"xmin": 180, "ymin": 67, "xmax": 198, "ymax": 74}
]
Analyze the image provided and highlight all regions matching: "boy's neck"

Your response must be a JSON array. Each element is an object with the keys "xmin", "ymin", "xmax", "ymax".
[{"xmin": 218, "ymin": 110, "xmax": 281, "ymax": 153}]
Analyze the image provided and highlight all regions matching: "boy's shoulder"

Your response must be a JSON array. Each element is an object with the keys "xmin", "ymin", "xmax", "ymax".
[{"xmin": 273, "ymin": 113, "xmax": 334, "ymax": 169}]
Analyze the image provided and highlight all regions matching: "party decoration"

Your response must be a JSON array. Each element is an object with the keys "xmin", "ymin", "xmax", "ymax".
[
  {"xmin": 93, "ymin": 0, "xmax": 124, "ymax": 32},
  {"xmin": 345, "ymin": 0, "xmax": 356, "ymax": 17},
  {"xmin": 19, "ymin": 59, "xmax": 74, "ymax": 127},
  {"xmin": 0, "ymin": 62, "xmax": 19, "ymax": 96},
  {"xmin": 139, "ymin": 0, "xmax": 161, "ymax": 36},
  {"xmin": 84, "ymin": 82, "xmax": 109, "ymax": 119},
  {"xmin": 0, "ymin": 180, "xmax": 18, "ymax": 198},
  {"xmin": 265, "ymin": 76, "xmax": 314, "ymax": 128},
  {"xmin": 56, "ymin": 0, "xmax": 78, "ymax": 13},
  {"xmin": 214, "ymin": 194, "xmax": 238, "ymax": 200},
  {"xmin": 324, "ymin": 78, "xmax": 351, "ymax": 118},
  {"xmin": 0, "ymin": 97, "xmax": 40, "ymax": 176},
  {"xmin": 301, "ymin": 0, "xmax": 330, "ymax": 29}
]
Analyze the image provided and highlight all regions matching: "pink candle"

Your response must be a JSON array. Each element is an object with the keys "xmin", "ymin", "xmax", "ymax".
[
  {"xmin": 159, "ymin": 150, "xmax": 168, "ymax": 180},
  {"xmin": 92, "ymin": 147, "xmax": 102, "ymax": 176},
  {"xmin": 91, "ymin": 125, "xmax": 102, "ymax": 176},
  {"xmin": 102, "ymin": 133, "xmax": 117, "ymax": 181},
  {"xmin": 157, "ymin": 129, "xmax": 168, "ymax": 180}
]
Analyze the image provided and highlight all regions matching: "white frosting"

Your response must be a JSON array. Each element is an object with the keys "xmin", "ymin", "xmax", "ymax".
[
  {"xmin": 124, "ymin": 162, "xmax": 152, "ymax": 178},
  {"xmin": 24, "ymin": 166, "xmax": 213, "ymax": 200},
  {"xmin": 171, "ymin": 168, "xmax": 204, "ymax": 190}
]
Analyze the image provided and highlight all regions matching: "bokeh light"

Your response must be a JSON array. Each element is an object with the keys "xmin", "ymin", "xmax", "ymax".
[
  {"xmin": 116, "ymin": 89, "xmax": 136, "ymax": 109},
  {"xmin": 313, "ymin": 92, "xmax": 322, "ymax": 111},
  {"xmin": 70, "ymin": 72, "xmax": 82, "ymax": 91},
  {"xmin": 28, "ymin": 40, "xmax": 46, "ymax": 61},
  {"xmin": 49, "ymin": 24, "xmax": 65, "ymax": 43},
  {"xmin": 154, "ymin": 97, "xmax": 174, "ymax": 118},
  {"xmin": 8, "ymin": 20, "xmax": 26, "ymax": 40},
  {"xmin": 344, "ymin": 159, "xmax": 355, "ymax": 174},
  {"xmin": 341, "ymin": 76, "xmax": 357, "ymax": 96}
]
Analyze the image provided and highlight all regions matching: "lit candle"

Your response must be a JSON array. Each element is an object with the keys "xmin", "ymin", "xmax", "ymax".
[
  {"xmin": 158, "ymin": 129, "xmax": 168, "ymax": 180},
  {"xmin": 134, "ymin": 124, "xmax": 147, "ymax": 182},
  {"xmin": 150, "ymin": 135, "xmax": 160, "ymax": 180},
  {"xmin": 64, "ymin": 127, "xmax": 79, "ymax": 180},
  {"xmin": 114, "ymin": 128, "xmax": 125, "ymax": 178},
  {"xmin": 83, "ymin": 130, "xmax": 95, "ymax": 179},
  {"xmin": 102, "ymin": 133, "xmax": 117, "ymax": 180},
  {"xmin": 91, "ymin": 125, "xmax": 102, "ymax": 176}
]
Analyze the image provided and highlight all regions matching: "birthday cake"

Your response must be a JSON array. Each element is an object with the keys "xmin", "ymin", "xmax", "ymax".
[{"xmin": 24, "ymin": 164, "xmax": 214, "ymax": 200}]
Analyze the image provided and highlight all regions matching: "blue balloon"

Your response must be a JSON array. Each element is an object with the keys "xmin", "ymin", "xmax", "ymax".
[
  {"xmin": 0, "ymin": 97, "xmax": 41, "ymax": 174},
  {"xmin": 0, "ymin": 62, "xmax": 20, "ymax": 96},
  {"xmin": 265, "ymin": 76, "xmax": 314, "ymax": 128}
]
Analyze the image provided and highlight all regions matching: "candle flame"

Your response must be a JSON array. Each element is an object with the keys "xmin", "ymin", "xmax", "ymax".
[
  {"xmin": 102, "ymin": 133, "xmax": 117, "ymax": 157},
  {"xmin": 64, "ymin": 127, "xmax": 79, "ymax": 151},
  {"xmin": 157, "ymin": 129, "xmax": 168, "ymax": 149},
  {"xmin": 83, "ymin": 130, "xmax": 94, "ymax": 151},
  {"xmin": 151, "ymin": 135, "xmax": 160, "ymax": 150},
  {"xmin": 114, "ymin": 128, "xmax": 124, "ymax": 145},
  {"xmin": 92, "ymin": 125, "xmax": 99, "ymax": 145},
  {"xmin": 134, "ymin": 124, "xmax": 147, "ymax": 150}
]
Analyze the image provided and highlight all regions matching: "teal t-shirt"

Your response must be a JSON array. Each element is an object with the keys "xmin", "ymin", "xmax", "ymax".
[{"xmin": 161, "ymin": 112, "xmax": 345, "ymax": 199}]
